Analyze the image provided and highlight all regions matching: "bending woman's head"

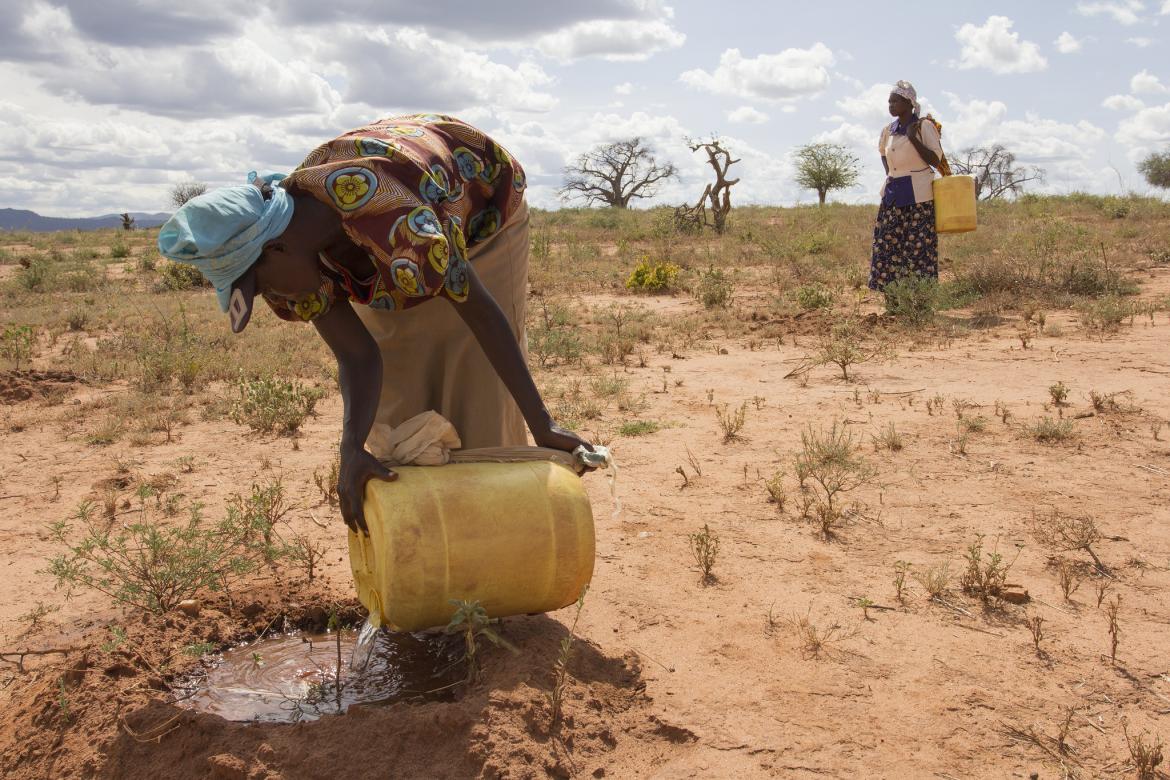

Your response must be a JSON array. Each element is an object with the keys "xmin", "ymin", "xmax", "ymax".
[{"xmin": 157, "ymin": 172, "xmax": 329, "ymax": 333}]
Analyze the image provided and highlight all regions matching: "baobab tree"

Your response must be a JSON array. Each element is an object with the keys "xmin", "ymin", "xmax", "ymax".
[
  {"xmin": 559, "ymin": 138, "xmax": 677, "ymax": 208},
  {"xmin": 950, "ymin": 145, "xmax": 1044, "ymax": 200}
]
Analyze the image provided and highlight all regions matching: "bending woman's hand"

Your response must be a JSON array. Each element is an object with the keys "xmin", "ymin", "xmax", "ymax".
[
  {"xmin": 534, "ymin": 424, "xmax": 594, "ymax": 456},
  {"xmin": 338, "ymin": 445, "xmax": 398, "ymax": 534}
]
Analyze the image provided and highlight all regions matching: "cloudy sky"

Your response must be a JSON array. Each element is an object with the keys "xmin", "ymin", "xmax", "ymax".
[{"xmin": 2, "ymin": 0, "xmax": 1169, "ymax": 217}]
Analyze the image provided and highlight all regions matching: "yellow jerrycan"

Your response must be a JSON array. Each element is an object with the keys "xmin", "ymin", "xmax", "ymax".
[
  {"xmin": 348, "ymin": 460, "xmax": 595, "ymax": 632},
  {"xmin": 933, "ymin": 174, "xmax": 977, "ymax": 233}
]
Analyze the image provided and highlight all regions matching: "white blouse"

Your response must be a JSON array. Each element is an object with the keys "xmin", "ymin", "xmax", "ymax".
[{"xmin": 879, "ymin": 119, "xmax": 944, "ymax": 204}]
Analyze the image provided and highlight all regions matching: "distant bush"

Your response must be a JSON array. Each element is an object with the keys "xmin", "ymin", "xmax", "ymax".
[
  {"xmin": 625, "ymin": 257, "xmax": 680, "ymax": 293},
  {"xmin": 795, "ymin": 283, "xmax": 834, "ymax": 311},
  {"xmin": 696, "ymin": 267, "xmax": 734, "ymax": 308},
  {"xmin": 109, "ymin": 240, "xmax": 131, "ymax": 259},
  {"xmin": 883, "ymin": 276, "xmax": 939, "ymax": 325},
  {"xmin": 158, "ymin": 260, "xmax": 209, "ymax": 291}
]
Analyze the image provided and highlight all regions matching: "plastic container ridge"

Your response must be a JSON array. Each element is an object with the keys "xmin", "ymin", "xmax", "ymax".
[
  {"xmin": 933, "ymin": 175, "xmax": 978, "ymax": 234},
  {"xmin": 349, "ymin": 460, "xmax": 595, "ymax": 632}
]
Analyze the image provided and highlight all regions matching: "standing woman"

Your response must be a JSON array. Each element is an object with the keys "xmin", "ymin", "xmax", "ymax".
[{"xmin": 869, "ymin": 81, "xmax": 945, "ymax": 293}]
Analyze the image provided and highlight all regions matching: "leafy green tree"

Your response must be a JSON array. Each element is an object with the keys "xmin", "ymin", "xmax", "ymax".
[
  {"xmin": 794, "ymin": 143, "xmax": 860, "ymax": 205},
  {"xmin": 1138, "ymin": 150, "xmax": 1170, "ymax": 189}
]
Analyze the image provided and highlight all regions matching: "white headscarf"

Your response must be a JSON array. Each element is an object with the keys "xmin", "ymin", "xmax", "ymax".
[{"xmin": 892, "ymin": 80, "xmax": 920, "ymax": 114}]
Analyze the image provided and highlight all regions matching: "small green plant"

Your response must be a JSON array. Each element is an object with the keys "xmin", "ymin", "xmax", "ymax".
[
  {"xmin": 1029, "ymin": 417, "xmax": 1075, "ymax": 443},
  {"xmin": 793, "ymin": 420, "xmax": 876, "ymax": 539},
  {"xmin": 182, "ymin": 641, "xmax": 217, "ymax": 657},
  {"xmin": 529, "ymin": 299, "xmax": 584, "ymax": 368},
  {"xmin": 548, "ymin": 587, "xmax": 587, "ymax": 729},
  {"xmin": 47, "ymin": 497, "xmax": 274, "ymax": 614},
  {"xmin": 959, "ymin": 535, "xmax": 1018, "ymax": 608},
  {"xmin": 19, "ymin": 601, "xmax": 61, "ymax": 633},
  {"xmin": 625, "ymin": 257, "xmax": 680, "ymax": 293},
  {"xmin": 764, "ymin": 472, "xmax": 787, "ymax": 511},
  {"xmin": 882, "ymin": 276, "xmax": 939, "ymax": 326},
  {"xmin": 695, "ymin": 266, "xmax": 734, "ymax": 309},
  {"xmin": 100, "ymin": 625, "xmax": 128, "ymax": 652},
  {"xmin": 817, "ymin": 317, "xmax": 883, "ymax": 381},
  {"xmin": 715, "ymin": 401, "xmax": 747, "ymax": 442},
  {"xmin": 1048, "ymin": 381, "xmax": 1070, "ymax": 406},
  {"xmin": 854, "ymin": 596, "xmax": 875, "ymax": 621},
  {"xmin": 618, "ymin": 419, "xmax": 661, "ymax": 437},
  {"xmin": 109, "ymin": 240, "xmax": 131, "ymax": 259},
  {"xmin": 445, "ymin": 599, "xmax": 516, "ymax": 684},
  {"xmin": 893, "ymin": 560, "xmax": 911, "ymax": 603},
  {"xmin": 689, "ymin": 523, "xmax": 719, "ymax": 585},
  {"xmin": 795, "ymin": 283, "xmax": 834, "ymax": 311},
  {"xmin": 286, "ymin": 532, "xmax": 327, "ymax": 582},
  {"xmin": 230, "ymin": 375, "xmax": 324, "ymax": 435},
  {"xmin": 1, "ymin": 324, "xmax": 35, "ymax": 371}
]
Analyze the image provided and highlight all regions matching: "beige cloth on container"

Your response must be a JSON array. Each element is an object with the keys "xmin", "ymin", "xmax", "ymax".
[
  {"xmin": 357, "ymin": 201, "xmax": 530, "ymax": 450},
  {"xmin": 369, "ymin": 411, "xmax": 580, "ymax": 473}
]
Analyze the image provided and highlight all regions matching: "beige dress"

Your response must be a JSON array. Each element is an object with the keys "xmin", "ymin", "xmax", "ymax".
[{"xmin": 355, "ymin": 202, "xmax": 530, "ymax": 450}]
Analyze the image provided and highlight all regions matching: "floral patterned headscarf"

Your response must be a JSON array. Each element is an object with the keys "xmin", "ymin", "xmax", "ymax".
[{"xmin": 892, "ymin": 80, "xmax": 920, "ymax": 114}]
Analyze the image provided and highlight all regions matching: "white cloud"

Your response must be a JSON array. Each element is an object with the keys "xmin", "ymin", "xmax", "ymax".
[
  {"xmin": 330, "ymin": 26, "xmax": 557, "ymax": 113},
  {"xmin": 1055, "ymin": 32, "xmax": 1083, "ymax": 53},
  {"xmin": 1116, "ymin": 101, "xmax": 1170, "ymax": 152},
  {"xmin": 1104, "ymin": 94, "xmax": 1146, "ymax": 111},
  {"xmin": 534, "ymin": 19, "xmax": 685, "ymax": 62},
  {"xmin": 679, "ymin": 43, "xmax": 835, "ymax": 102},
  {"xmin": 727, "ymin": 106, "xmax": 769, "ymax": 124},
  {"xmin": 614, "ymin": 82, "xmax": 634, "ymax": 95},
  {"xmin": 1127, "ymin": 37, "xmax": 1155, "ymax": 47},
  {"xmin": 1163, "ymin": 0, "xmax": 1170, "ymax": 12},
  {"xmin": 953, "ymin": 16, "xmax": 1048, "ymax": 74},
  {"xmin": 1076, "ymin": 1, "xmax": 1145, "ymax": 24},
  {"xmin": 1131, "ymin": 70, "xmax": 1168, "ymax": 94}
]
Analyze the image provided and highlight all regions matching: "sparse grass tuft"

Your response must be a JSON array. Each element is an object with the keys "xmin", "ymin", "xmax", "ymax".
[
  {"xmin": 1029, "ymin": 417, "xmax": 1075, "ymax": 443},
  {"xmin": 959, "ymin": 535, "xmax": 1019, "ymax": 608}
]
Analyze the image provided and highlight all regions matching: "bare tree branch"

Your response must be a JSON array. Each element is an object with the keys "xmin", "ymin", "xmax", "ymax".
[
  {"xmin": 950, "ymin": 145, "xmax": 1045, "ymax": 201},
  {"xmin": 559, "ymin": 138, "xmax": 678, "ymax": 208}
]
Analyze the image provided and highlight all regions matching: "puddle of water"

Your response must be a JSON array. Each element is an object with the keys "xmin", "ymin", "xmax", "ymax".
[{"xmin": 175, "ymin": 626, "xmax": 461, "ymax": 723}]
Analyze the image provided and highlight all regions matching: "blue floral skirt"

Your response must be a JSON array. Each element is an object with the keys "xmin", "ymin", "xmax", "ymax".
[{"xmin": 868, "ymin": 201, "xmax": 938, "ymax": 291}]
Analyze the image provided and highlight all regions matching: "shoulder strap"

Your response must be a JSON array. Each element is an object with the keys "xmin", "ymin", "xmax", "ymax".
[{"xmin": 922, "ymin": 115, "xmax": 952, "ymax": 177}]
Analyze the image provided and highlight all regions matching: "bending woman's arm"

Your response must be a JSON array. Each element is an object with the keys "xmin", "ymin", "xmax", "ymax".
[
  {"xmin": 313, "ymin": 299, "xmax": 396, "ymax": 534},
  {"xmin": 448, "ymin": 263, "xmax": 593, "ymax": 454}
]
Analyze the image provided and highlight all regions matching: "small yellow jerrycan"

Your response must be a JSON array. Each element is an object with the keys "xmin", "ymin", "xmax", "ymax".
[
  {"xmin": 933, "ymin": 174, "xmax": 977, "ymax": 233},
  {"xmin": 348, "ymin": 460, "xmax": 595, "ymax": 632}
]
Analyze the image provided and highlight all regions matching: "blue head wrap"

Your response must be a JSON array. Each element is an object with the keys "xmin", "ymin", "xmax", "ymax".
[{"xmin": 157, "ymin": 172, "xmax": 294, "ymax": 312}]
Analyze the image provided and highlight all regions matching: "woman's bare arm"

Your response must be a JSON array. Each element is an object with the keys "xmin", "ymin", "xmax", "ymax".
[{"xmin": 312, "ymin": 299, "xmax": 396, "ymax": 533}]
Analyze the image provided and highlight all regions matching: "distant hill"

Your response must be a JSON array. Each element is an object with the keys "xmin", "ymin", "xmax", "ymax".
[{"xmin": 0, "ymin": 208, "xmax": 171, "ymax": 232}]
